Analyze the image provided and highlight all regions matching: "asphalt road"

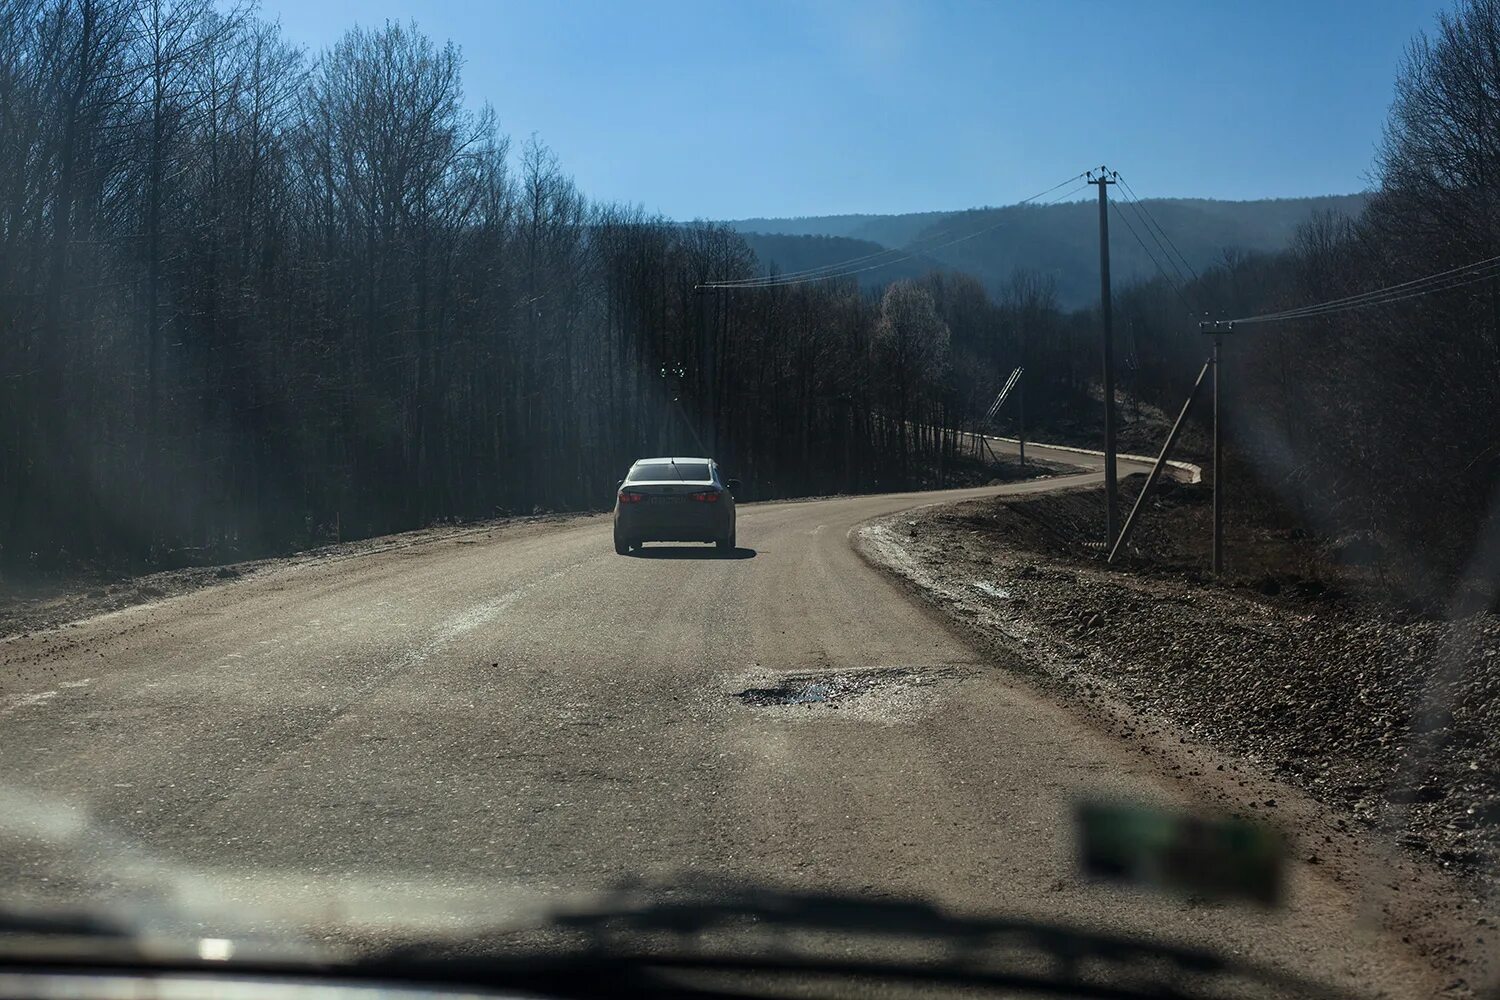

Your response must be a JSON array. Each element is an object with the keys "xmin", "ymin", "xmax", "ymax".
[{"xmin": 0, "ymin": 445, "xmax": 1456, "ymax": 995}]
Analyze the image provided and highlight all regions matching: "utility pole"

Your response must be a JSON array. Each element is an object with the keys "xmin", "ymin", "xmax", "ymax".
[
  {"xmin": 1089, "ymin": 166, "xmax": 1119, "ymax": 544},
  {"xmin": 1017, "ymin": 314, "xmax": 1027, "ymax": 467},
  {"xmin": 1201, "ymin": 320, "xmax": 1233, "ymax": 576},
  {"xmin": 1212, "ymin": 332, "xmax": 1223, "ymax": 576},
  {"xmin": 1018, "ymin": 371, "xmax": 1027, "ymax": 467}
]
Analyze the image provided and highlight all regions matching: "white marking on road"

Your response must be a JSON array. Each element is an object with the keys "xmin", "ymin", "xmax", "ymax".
[
  {"xmin": 322, "ymin": 561, "xmax": 585, "ymax": 715},
  {"xmin": 432, "ymin": 563, "xmax": 578, "ymax": 644},
  {"xmin": 58, "ymin": 678, "xmax": 93, "ymax": 689},
  {"xmin": 1, "ymin": 690, "xmax": 58, "ymax": 713}
]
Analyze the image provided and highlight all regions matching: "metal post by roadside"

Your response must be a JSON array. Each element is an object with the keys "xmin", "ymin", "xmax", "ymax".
[{"xmin": 1108, "ymin": 356, "xmax": 1213, "ymax": 564}]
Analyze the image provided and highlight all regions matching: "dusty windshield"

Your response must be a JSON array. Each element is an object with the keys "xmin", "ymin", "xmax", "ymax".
[
  {"xmin": 629, "ymin": 463, "xmax": 711, "ymax": 482},
  {"xmin": 1, "ymin": 1, "xmax": 1497, "ymax": 998}
]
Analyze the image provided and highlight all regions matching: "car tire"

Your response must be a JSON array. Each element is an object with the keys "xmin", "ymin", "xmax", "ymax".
[
  {"xmin": 717, "ymin": 529, "xmax": 735, "ymax": 552},
  {"xmin": 614, "ymin": 531, "xmax": 630, "ymax": 555}
]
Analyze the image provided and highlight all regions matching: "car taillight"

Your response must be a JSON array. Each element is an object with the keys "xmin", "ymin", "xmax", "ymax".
[
  {"xmin": 618, "ymin": 492, "xmax": 645, "ymax": 503},
  {"xmin": 690, "ymin": 491, "xmax": 720, "ymax": 502}
]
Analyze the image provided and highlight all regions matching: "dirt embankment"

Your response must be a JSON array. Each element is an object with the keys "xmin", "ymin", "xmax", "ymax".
[
  {"xmin": 859, "ymin": 478, "xmax": 1500, "ymax": 883},
  {"xmin": 0, "ymin": 512, "xmax": 602, "ymax": 640}
]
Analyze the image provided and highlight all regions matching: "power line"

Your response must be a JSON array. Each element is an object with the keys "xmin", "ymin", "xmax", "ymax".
[
  {"xmin": 1109, "ymin": 200, "xmax": 1197, "ymax": 316},
  {"xmin": 706, "ymin": 223, "xmax": 971, "ymax": 288},
  {"xmin": 1229, "ymin": 253, "xmax": 1500, "ymax": 325},
  {"xmin": 700, "ymin": 171, "xmax": 1089, "ymax": 291},
  {"xmin": 1014, "ymin": 172, "xmax": 1093, "ymax": 206},
  {"xmin": 1238, "ymin": 257, "xmax": 1500, "ymax": 323},
  {"xmin": 1120, "ymin": 181, "xmax": 1198, "ymax": 283},
  {"xmin": 1275, "ymin": 260, "xmax": 1500, "ymax": 318},
  {"xmin": 703, "ymin": 174, "xmax": 1088, "ymax": 289},
  {"xmin": 703, "ymin": 214, "xmax": 1019, "ymax": 290},
  {"xmin": 1114, "ymin": 172, "xmax": 1200, "ymax": 285},
  {"xmin": 1112, "ymin": 171, "xmax": 1210, "ymax": 318},
  {"xmin": 1108, "ymin": 199, "xmax": 1178, "ymax": 292},
  {"xmin": 705, "ymin": 232, "xmax": 923, "ymax": 287},
  {"xmin": 1250, "ymin": 266, "xmax": 1500, "ymax": 323},
  {"xmin": 1046, "ymin": 181, "xmax": 1094, "ymax": 203},
  {"xmin": 1119, "ymin": 193, "xmax": 1193, "ymax": 292}
]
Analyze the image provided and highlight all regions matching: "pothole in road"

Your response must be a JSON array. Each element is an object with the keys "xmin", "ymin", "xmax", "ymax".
[
  {"xmin": 733, "ymin": 667, "xmax": 959, "ymax": 709},
  {"xmin": 736, "ymin": 680, "xmax": 835, "ymax": 706}
]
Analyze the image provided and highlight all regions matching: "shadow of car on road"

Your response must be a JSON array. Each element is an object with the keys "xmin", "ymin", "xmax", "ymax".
[{"xmin": 629, "ymin": 545, "xmax": 758, "ymax": 560}]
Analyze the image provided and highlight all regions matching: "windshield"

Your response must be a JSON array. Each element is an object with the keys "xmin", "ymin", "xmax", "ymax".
[
  {"xmin": 628, "ymin": 463, "xmax": 712, "ymax": 482},
  {"xmin": 2, "ymin": 2, "xmax": 1498, "ymax": 998}
]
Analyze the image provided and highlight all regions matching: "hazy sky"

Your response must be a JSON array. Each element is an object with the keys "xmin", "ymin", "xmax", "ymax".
[{"xmin": 253, "ymin": 0, "xmax": 1452, "ymax": 220}]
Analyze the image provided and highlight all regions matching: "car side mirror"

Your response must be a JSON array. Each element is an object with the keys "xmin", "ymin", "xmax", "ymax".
[
  {"xmin": 616, "ymin": 480, "xmax": 625, "ymax": 489},
  {"xmin": 725, "ymin": 478, "xmax": 741, "ymax": 492}
]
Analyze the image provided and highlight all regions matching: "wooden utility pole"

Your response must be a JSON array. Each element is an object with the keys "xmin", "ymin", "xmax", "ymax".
[{"xmin": 1090, "ymin": 167, "xmax": 1119, "ymax": 543}]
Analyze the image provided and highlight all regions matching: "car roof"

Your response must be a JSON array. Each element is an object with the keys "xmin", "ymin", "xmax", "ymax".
[{"xmin": 632, "ymin": 457, "xmax": 712, "ymax": 465}]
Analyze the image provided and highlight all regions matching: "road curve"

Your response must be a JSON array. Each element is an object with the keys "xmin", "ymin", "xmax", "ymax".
[{"xmin": 0, "ymin": 450, "xmax": 1446, "ymax": 994}]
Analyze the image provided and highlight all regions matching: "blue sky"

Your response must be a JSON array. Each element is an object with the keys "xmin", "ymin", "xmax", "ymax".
[{"xmin": 254, "ymin": 0, "xmax": 1452, "ymax": 220}]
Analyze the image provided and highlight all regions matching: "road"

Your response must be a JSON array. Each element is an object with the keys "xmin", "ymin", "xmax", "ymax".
[{"xmin": 0, "ymin": 443, "xmax": 1456, "ymax": 995}]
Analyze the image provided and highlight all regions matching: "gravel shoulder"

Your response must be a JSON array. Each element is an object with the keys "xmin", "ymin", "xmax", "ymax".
[
  {"xmin": 856, "ymin": 485, "xmax": 1500, "ymax": 992},
  {"xmin": 857, "ymin": 483, "xmax": 1500, "ymax": 873}
]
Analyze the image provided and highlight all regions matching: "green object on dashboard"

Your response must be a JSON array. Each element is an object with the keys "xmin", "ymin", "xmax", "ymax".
[{"xmin": 1076, "ymin": 801, "xmax": 1285, "ymax": 907}]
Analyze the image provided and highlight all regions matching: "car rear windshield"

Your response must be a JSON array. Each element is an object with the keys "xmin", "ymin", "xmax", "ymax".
[{"xmin": 628, "ymin": 462, "xmax": 711, "ymax": 482}]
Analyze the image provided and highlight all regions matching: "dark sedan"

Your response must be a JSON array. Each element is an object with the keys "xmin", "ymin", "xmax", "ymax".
[{"xmin": 613, "ymin": 457, "xmax": 738, "ymax": 554}]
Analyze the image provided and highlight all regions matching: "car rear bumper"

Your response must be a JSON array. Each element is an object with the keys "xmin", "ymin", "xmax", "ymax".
[{"xmin": 615, "ymin": 502, "xmax": 731, "ymax": 542}]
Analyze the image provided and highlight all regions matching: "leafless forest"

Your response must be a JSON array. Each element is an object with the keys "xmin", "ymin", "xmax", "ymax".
[
  {"xmin": 1, "ymin": 0, "xmax": 1497, "ymax": 605},
  {"xmin": 0, "ymin": 0, "xmax": 990, "ymax": 571}
]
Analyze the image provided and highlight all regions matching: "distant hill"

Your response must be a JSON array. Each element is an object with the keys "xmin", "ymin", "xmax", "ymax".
[{"xmin": 727, "ymin": 194, "xmax": 1368, "ymax": 308}]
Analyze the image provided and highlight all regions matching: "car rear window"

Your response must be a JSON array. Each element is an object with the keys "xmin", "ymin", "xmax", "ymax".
[{"xmin": 628, "ymin": 462, "xmax": 711, "ymax": 482}]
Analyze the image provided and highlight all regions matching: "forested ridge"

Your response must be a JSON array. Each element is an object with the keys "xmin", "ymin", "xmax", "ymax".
[
  {"xmin": 730, "ymin": 195, "xmax": 1370, "ymax": 307},
  {"xmin": 3, "ymin": 0, "xmax": 1498, "ymax": 608}
]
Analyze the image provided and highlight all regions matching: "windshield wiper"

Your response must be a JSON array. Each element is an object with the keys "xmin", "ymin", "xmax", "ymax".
[{"xmin": 359, "ymin": 883, "xmax": 1352, "ymax": 1000}]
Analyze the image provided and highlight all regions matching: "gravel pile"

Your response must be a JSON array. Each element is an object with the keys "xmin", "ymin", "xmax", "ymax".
[{"xmin": 864, "ymin": 486, "xmax": 1500, "ymax": 881}]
